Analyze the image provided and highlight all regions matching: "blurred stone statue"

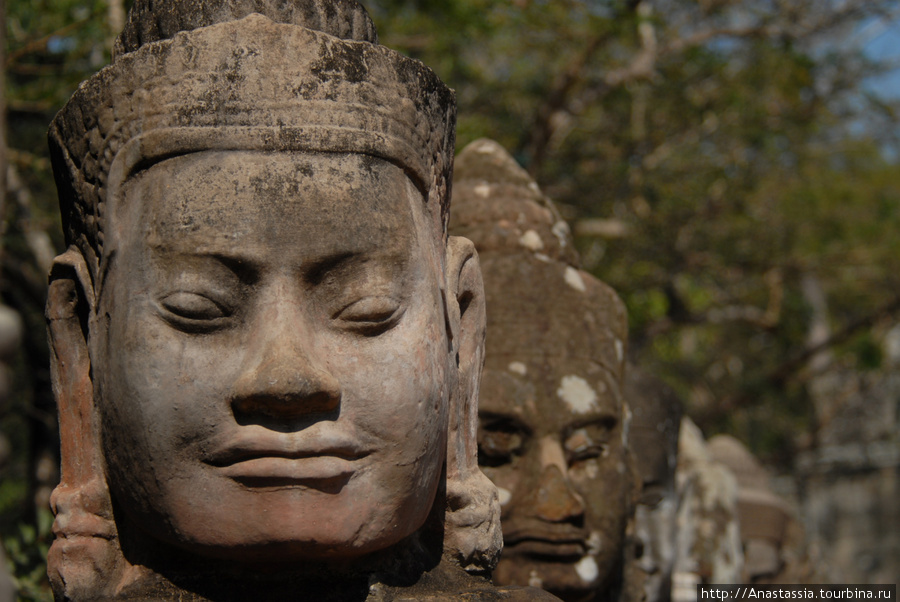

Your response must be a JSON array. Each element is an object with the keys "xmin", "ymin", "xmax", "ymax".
[
  {"xmin": 44, "ymin": 2, "xmax": 558, "ymax": 599},
  {"xmin": 625, "ymin": 366, "xmax": 683, "ymax": 602},
  {"xmin": 670, "ymin": 419, "xmax": 743, "ymax": 602},
  {"xmin": 629, "ymin": 383, "xmax": 802, "ymax": 602},
  {"xmin": 707, "ymin": 435, "xmax": 808, "ymax": 585},
  {"xmin": 450, "ymin": 139, "xmax": 638, "ymax": 602}
]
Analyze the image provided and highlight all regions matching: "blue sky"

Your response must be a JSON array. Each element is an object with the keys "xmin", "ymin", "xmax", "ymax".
[{"xmin": 861, "ymin": 16, "xmax": 900, "ymax": 99}]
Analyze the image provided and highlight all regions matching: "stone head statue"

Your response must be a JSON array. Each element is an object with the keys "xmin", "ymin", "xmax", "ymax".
[
  {"xmin": 625, "ymin": 366, "xmax": 683, "ymax": 602},
  {"xmin": 707, "ymin": 435, "xmax": 793, "ymax": 583},
  {"xmin": 451, "ymin": 139, "xmax": 638, "ymax": 601},
  {"xmin": 45, "ymin": 2, "xmax": 505, "ymax": 598},
  {"xmin": 670, "ymin": 418, "xmax": 743, "ymax": 601}
]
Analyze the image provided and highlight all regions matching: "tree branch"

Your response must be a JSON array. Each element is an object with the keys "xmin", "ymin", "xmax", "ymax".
[
  {"xmin": 5, "ymin": 18, "xmax": 91, "ymax": 67},
  {"xmin": 662, "ymin": 23, "xmax": 778, "ymax": 55},
  {"xmin": 768, "ymin": 294, "xmax": 900, "ymax": 387},
  {"xmin": 697, "ymin": 294, "xmax": 900, "ymax": 423},
  {"xmin": 521, "ymin": 33, "xmax": 607, "ymax": 175}
]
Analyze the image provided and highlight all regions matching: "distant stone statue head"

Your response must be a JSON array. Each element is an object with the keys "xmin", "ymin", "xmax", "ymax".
[
  {"xmin": 451, "ymin": 139, "xmax": 637, "ymax": 601},
  {"xmin": 45, "ymin": 2, "xmax": 503, "ymax": 598},
  {"xmin": 625, "ymin": 366, "xmax": 683, "ymax": 602},
  {"xmin": 707, "ymin": 435, "xmax": 792, "ymax": 583}
]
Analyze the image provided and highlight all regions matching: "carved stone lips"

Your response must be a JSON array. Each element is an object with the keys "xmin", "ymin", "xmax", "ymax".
[
  {"xmin": 204, "ymin": 425, "xmax": 370, "ymax": 483},
  {"xmin": 503, "ymin": 529, "xmax": 589, "ymax": 559}
]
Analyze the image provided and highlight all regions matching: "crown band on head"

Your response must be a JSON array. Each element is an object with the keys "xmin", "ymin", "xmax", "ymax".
[
  {"xmin": 113, "ymin": 0, "xmax": 378, "ymax": 58},
  {"xmin": 49, "ymin": 13, "xmax": 456, "ymax": 271}
]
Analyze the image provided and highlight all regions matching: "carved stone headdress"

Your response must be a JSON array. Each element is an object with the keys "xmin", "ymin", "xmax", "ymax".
[
  {"xmin": 46, "ymin": 3, "xmax": 503, "ymax": 598},
  {"xmin": 49, "ymin": 0, "xmax": 456, "ymax": 284},
  {"xmin": 450, "ymin": 138, "xmax": 627, "ymax": 378}
]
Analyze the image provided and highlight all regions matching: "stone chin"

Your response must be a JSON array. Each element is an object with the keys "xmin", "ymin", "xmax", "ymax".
[{"xmin": 494, "ymin": 544, "xmax": 623, "ymax": 602}]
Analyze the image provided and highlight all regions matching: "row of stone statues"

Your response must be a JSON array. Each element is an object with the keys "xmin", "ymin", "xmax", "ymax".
[
  {"xmin": 451, "ymin": 139, "xmax": 805, "ymax": 602},
  {"xmin": 39, "ymin": 0, "xmax": 801, "ymax": 599}
]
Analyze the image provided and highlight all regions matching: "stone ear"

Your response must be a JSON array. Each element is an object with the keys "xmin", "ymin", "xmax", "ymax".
[
  {"xmin": 47, "ymin": 247, "xmax": 94, "ymax": 346},
  {"xmin": 445, "ymin": 235, "xmax": 485, "ymax": 387},
  {"xmin": 46, "ymin": 249, "xmax": 125, "ymax": 600},
  {"xmin": 47, "ymin": 249, "xmax": 97, "ymax": 483},
  {"xmin": 442, "ymin": 236, "xmax": 502, "ymax": 574}
]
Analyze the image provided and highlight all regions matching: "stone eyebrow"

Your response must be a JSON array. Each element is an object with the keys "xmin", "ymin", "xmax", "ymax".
[
  {"xmin": 208, "ymin": 252, "xmax": 263, "ymax": 285},
  {"xmin": 147, "ymin": 247, "xmax": 263, "ymax": 284},
  {"xmin": 304, "ymin": 251, "xmax": 359, "ymax": 285},
  {"xmin": 564, "ymin": 413, "xmax": 619, "ymax": 435},
  {"xmin": 479, "ymin": 411, "xmax": 533, "ymax": 437}
]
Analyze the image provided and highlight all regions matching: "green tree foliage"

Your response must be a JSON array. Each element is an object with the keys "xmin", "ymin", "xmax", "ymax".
[
  {"xmin": 2, "ymin": 0, "xmax": 899, "ymax": 596},
  {"xmin": 2, "ymin": 2, "xmax": 127, "ymax": 598},
  {"xmin": 368, "ymin": 0, "xmax": 900, "ymax": 461}
]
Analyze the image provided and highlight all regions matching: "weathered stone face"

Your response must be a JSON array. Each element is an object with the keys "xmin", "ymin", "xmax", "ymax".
[
  {"xmin": 670, "ymin": 418, "xmax": 743, "ymax": 601},
  {"xmin": 707, "ymin": 435, "xmax": 794, "ymax": 583},
  {"xmin": 626, "ymin": 367, "xmax": 682, "ymax": 602},
  {"xmin": 97, "ymin": 150, "xmax": 448, "ymax": 561},
  {"xmin": 45, "ymin": 3, "xmax": 509, "ymax": 598},
  {"xmin": 450, "ymin": 139, "xmax": 633, "ymax": 601},
  {"xmin": 477, "ymin": 257, "xmax": 631, "ymax": 600}
]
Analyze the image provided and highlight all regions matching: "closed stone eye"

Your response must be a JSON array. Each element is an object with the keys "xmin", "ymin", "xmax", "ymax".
[
  {"xmin": 333, "ymin": 296, "xmax": 403, "ymax": 335},
  {"xmin": 477, "ymin": 417, "xmax": 526, "ymax": 467},
  {"xmin": 565, "ymin": 428, "xmax": 610, "ymax": 464},
  {"xmin": 162, "ymin": 292, "xmax": 227, "ymax": 319},
  {"xmin": 158, "ymin": 292, "xmax": 232, "ymax": 332}
]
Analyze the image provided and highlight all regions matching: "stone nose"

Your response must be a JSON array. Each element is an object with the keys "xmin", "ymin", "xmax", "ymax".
[
  {"xmin": 231, "ymin": 291, "xmax": 341, "ymax": 424},
  {"xmin": 531, "ymin": 465, "xmax": 587, "ymax": 523},
  {"xmin": 528, "ymin": 436, "xmax": 586, "ymax": 523},
  {"xmin": 231, "ymin": 353, "xmax": 341, "ymax": 421}
]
